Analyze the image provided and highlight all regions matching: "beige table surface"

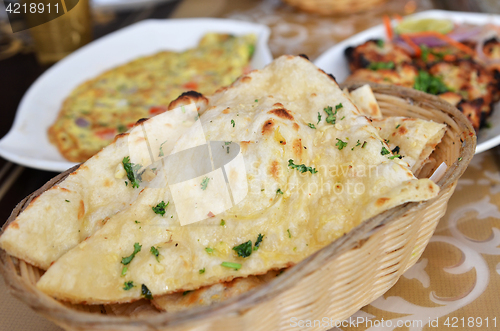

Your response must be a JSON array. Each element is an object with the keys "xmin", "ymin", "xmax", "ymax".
[{"xmin": 2, "ymin": 0, "xmax": 500, "ymax": 330}]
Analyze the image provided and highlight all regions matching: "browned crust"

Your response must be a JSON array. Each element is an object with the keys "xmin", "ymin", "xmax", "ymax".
[
  {"xmin": 268, "ymin": 107, "xmax": 294, "ymax": 121},
  {"xmin": 168, "ymin": 91, "xmax": 209, "ymax": 111}
]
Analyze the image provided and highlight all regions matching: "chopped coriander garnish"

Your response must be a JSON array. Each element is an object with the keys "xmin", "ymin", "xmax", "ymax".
[
  {"xmin": 152, "ymin": 201, "xmax": 169, "ymax": 216},
  {"xmin": 391, "ymin": 146, "xmax": 400, "ymax": 154},
  {"xmin": 233, "ymin": 240, "xmax": 252, "ymax": 258},
  {"xmin": 121, "ymin": 266, "xmax": 128, "ymax": 277},
  {"xmin": 65, "ymin": 200, "xmax": 70, "ymax": 202},
  {"xmin": 150, "ymin": 246, "xmax": 160, "ymax": 262},
  {"xmin": 308, "ymin": 123, "xmax": 316, "ymax": 129},
  {"xmin": 276, "ymin": 188, "xmax": 284, "ymax": 195},
  {"xmin": 362, "ymin": 141, "xmax": 367, "ymax": 148},
  {"xmin": 336, "ymin": 103, "xmax": 343, "ymax": 110},
  {"xmin": 221, "ymin": 262, "xmax": 242, "ymax": 270},
  {"xmin": 199, "ymin": 268, "xmax": 205, "ymax": 274},
  {"xmin": 336, "ymin": 138, "xmax": 348, "ymax": 150},
  {"xmin": 201, "ymin": 177, "xmax": 210, "ymax": 190},
  {"xmin": 376, "ymin": 39, "xmax": 384, "ymax": 48},
  {"xmin": 396, "ymin": 124, "xmax": 401, "ymax": 129},
  {"xmin": 183, "ymin": 290, "xmax": 192, "ymax": 296},
  {"xmin": 231, "ymin": 119, "xmax": 235, "ymax": 127},
  {"xmin": 158, "ymin": 140, "xmax": 168, "ymax": 157},
  {"xmin": 340, "ymin": 116, "xmax": 345, "ymax": 120},
  {"xmin": 122, "ymin": 156, "xmax": 142, "ymax": 188},
  {"xmin": 220, "ymin": 219, "xmax": 225, "ymax": 226},
  {"xmin": 254, "ymin": 234, "xmax": 264, "ymax": 251},
  {"xmin": 368, "ymin": 61, "xmax": 395, "ymax": 70},
  {"xmin": 205, "ymin": 247, "xmax": 214, "ymax": 254},
  {"xmin": 317, "ymin": 112, "xmax": 322, "ymax": 124},
  {"xmin": 287, "ymin": 229, "xmax": 291, "ymax": 238},
  {"xmin": 414, "ymin": 70, "xmax": 448, "ymax": 95},
  {"xmin": 288, "ymin": 159, "xmax": 317, "ymax": 174},
  {"xmin": 227, "ymin": 146, "xmax": 230, "ymax": 154},
  {"xmin": 125, "ymin": 181, "xmax": 128, "ymax": 186},
  {"xmin": 324, "ymin": 106, "xmax": 336, "ymax": 124},
  {"xmin": 458, "ymin": 157, "xmax": 463, "ymax": 162},
  {"xmin": 135, "ymin": 220, "xmax": 140, "ymax": 224},
  {"xmin": 388, "ymin": 154, "xmax": 402, "ymax": 159},
  {"xmin": 123, "ymin": 281, "xmax": 134, "ymax": 291},
  {"xmin": 255, "ymin": 99, "xmax": 258, "ymax": 102},
  {"xmin": 381, "ymin": 147, "xmax": 390, "ymax": 155},
  {"xmin": 225, "ymin": 141, "xmax": 232, "ymax": 145},
  {"xmin": 261, "ymin": 188, "xmax": 265, "ymax": 191},
  {"xmin": 121, "ymin": 242, "xmax": 142, "ymax": 265},
  {"xmin": 141, "ymin": 284, "xmax": 153, "ymax": 300}
]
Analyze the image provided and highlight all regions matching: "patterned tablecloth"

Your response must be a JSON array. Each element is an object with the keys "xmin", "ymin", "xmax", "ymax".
[{"xmin": 2, "ymin": 0, "xmax": 500, "ymax": 330}]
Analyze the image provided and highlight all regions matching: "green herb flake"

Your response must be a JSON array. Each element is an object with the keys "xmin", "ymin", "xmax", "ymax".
[
  {"xmin": 231, "ymin": 119, "xmax": 235, "ymax": 127},
  {"xmin": 381, "ymin": 146, "xmax": 390, "ymax": 155},
  {"xmin": 340, "ymin": 116, "xmax": 345, "ymax": 120},
  {"xmin": 368, "ymin": 61, "xmax": 395, "ymax": 71},
  {"xmin": 152, "ymin": 201, "xmax": 169, "ymax": 216},
  {"xmin": 123, "ymin": 281, "xmax": 134, "ymax": 291},
  {"xmin": 255, "ymin": 99, "xmax": 258, "ymax": 102},
  {"xmin": 205, "ymin": 247, "xmax": 214, "ymax": 254},
  {"xmin": 135, "ymin": 220, "xmax": 140, "ymax": 224},
  {"xmin": 308, "ymin": 123, "xmax": 316, "ymax": 129},
  {"xmin": 158, "ymin": 140, "xmax": 168, "ymax": 157},
  {"xmin": 324, "ymin": 106, "xmax": 337, "ymax": 124},
  {"xmin": 391, "ymin": 146, "xmax": 400, "ymax": 154},
  {"xmin": 287, "ymin": 229, "xmax": 292, "ymax": 238},
  {"xmin": 150, "ymin": 246, "xmax": 160, "ymax": 262},
  {"xmin": 201, "ymin": 177, "xmax": 210, "ymax": 190},
  {"xmin": 121, "ymin": 266, "xmax": 128, "ymax": 277},
  {"xmin": 233, "ymin": 240, "xmax": 253, "ymax": 258},
  {"xmin": 221, "ymin": 262, "xmax": 242, "ymax": 270},
  {"xmin": 248, "ymin": 44, "xmax": 255, "ymax": 57},
  {"xmin": 254, "ymin": 234, "xmax": 264, "ymax": 251},
  {"xmin": 458, "ymin": 157, "xmax": 463, "ymax": 162},
  {"xmin": 388, "ymin": 154, "xmax": 402, "ymax": 159},
  {"xmin": 376, "ymin": 39, "xmax": 385, "ymax": 48},
  {"xmin": 183, "ymin": 290, "xmax": 192, "ymax": 296},
  {"xmin": 121, "ymin": 242, "xmax": 142, "ymax": 265},
  {"xmin": 65, "ymin": 200, "xmax": 70, "ymax": 202},
  {"xmin": 220, "ymin": 219, "xmax": 225, "ymax": 226},
  {"xmin": 199, "ymin": 268, "xmax": 205, "ymax": 274},
  {"xmin": 122, "ymin": 156, "xmax": 142, "ymax": 188},
  {"xmin": 396, "ymin": 124, "xmax": 401, "ymax": 129},
  {"xmin": 225, "ymin": 141, "xmax": 232, "ymax": 145},
  {"xmin": 317, "ymin": 112, "xmax": 322, "ymax": 124},
  {"xmin": 362, "ymin": 141, "xmax": 367, "ymax": 148},
  {"xmin": 336, "ymin": 138, "xmax": 348, "ymax": 150},
  {"xmin": 276, "ymin": 188, "xmax": 284, "ymax": 195},
  {"xmin": 413, "ymin": 70, "xmax": 449, "ymax": 95},
  {"xmin": 141, "ymin": 284, "xmax": 153, "ymax": 300},
  {"xmin": 288, "ymin": 159, "xmax": 317, "ymax": 174}
]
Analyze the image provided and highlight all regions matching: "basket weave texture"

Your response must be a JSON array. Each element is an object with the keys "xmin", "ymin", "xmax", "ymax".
[
  {"xmin": 283, "ymin": 0, "xmax": 388, "ymax": 15},
  {"xmin": 0, "ymin": 83, "xmax": 475, "ymax": 331}
]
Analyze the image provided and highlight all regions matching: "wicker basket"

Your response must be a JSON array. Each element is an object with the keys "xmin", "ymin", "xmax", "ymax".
[
  {"xmin": 0, "ymin": 83, "xmax": 475, "ymax": 331},
  {"xmin": 283, "ymin": 0, "xmax": 388, "ymax": 15}
]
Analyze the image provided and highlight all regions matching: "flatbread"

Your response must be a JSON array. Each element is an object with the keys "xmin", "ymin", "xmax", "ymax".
[
  {"xmin": 2, "ymin": 56, "xmax": 439, "ymax": 304},
  {"xmin": 371, "ymin": 117, "xmax": 446, "ymax": 172},
  {"xmin": 349, "ymin": 84, "xmax": 383, "ymax": 118}
]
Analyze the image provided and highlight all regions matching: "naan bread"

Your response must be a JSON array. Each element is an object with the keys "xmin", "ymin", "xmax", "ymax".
[
  {"xmin": 152, "ymin": 270, "xmax": 281, "ymax": 313},
  {"xmin": 2, "ymin": 56, "xmax": 440, "ymax": 304},
  {"xmin": 371, "ymin": 117, "xmax": 446, "ymax": 172},
  {"xmin": 348, "ymin": 84, "xmax": 383, "ymax": 118},
  {"xmin": 0, "ymin": 138, "xmax": 145, "ymax": 269}
]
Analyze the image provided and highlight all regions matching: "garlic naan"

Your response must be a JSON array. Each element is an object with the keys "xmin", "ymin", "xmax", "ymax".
[{"xmin": 2, "ymin": 56, "xmax": 440, "ymax": 304}]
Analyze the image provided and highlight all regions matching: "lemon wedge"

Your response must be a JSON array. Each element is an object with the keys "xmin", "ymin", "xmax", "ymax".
[{"xmin": 395, "ymin": 18, "xmax": 454, "ymax": 35}]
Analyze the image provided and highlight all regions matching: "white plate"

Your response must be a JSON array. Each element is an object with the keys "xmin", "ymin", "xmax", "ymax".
[
  {"xmin": 0, "ymin": 18, "xmax": 272, "ymax": 172},
  {"xmin": 314, "ymin": 10, "xmax": 500, "ymax": 154},
  {"xmin": 91, "ymin": 0, "xmax": 175, "ymax": 11}
]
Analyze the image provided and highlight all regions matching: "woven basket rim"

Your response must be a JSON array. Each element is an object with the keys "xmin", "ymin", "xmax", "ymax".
[{"xmin": 0, "ymin": 82, "xmax": 476, "ymax": 328}]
